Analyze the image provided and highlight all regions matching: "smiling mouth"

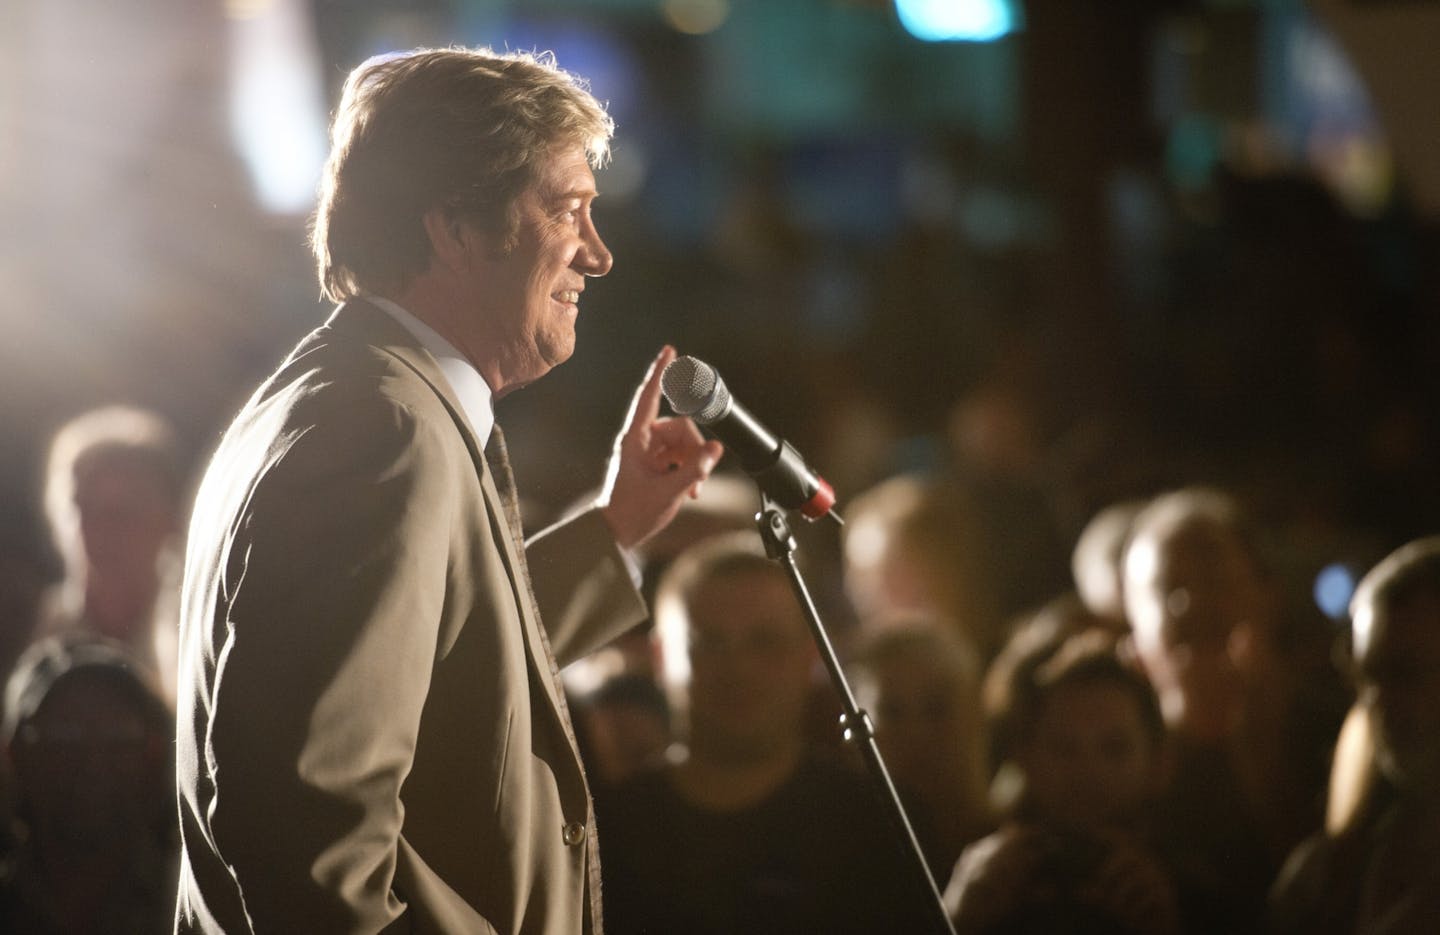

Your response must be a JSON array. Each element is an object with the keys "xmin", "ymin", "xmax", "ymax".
[{"xmin": 555, "ymin": 290, "xmax": 580, "ymax": 305}]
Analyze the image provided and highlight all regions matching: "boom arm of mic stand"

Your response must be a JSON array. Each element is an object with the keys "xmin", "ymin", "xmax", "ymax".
[{"xmin": 754, "ymin": 495, "xmax": 957, "ymax": 935}]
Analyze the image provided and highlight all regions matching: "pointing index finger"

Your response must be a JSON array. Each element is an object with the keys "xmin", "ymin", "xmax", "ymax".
[{"xmin": 627, "ymin": 344, "xmax": 675, "ymax": 435}]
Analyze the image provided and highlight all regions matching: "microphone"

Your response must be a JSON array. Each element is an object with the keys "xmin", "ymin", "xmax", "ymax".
[{"xmin": 661, "ymin": 355, "xmax": 838, "ymax": 522}]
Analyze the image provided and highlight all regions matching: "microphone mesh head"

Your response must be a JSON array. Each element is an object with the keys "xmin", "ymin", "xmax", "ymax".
[{"xmin": 661, "ymin": 355, "xmax": 729, "ymax": 423}]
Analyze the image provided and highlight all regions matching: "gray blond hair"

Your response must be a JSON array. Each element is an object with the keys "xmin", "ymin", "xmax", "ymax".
[{"xmin": 311, "ymin": 47, "xmax": 614, "ymax": 303}]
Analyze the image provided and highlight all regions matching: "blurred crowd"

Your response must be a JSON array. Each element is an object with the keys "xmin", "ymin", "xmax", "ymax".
[{"xmin": 0, "ymin": 393, "xmax": 1436, "ymax": 934}]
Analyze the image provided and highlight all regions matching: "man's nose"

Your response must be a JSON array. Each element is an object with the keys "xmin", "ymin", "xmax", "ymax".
[{"xmin": 576, "ymin": 224, "xmax": 612, "ymax": 277}]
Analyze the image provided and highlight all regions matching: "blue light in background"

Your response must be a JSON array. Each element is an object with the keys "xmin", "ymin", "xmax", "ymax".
[
  {"xmin": 1314, "ymin": 562, "xmax": 1357, "ymax": 621},
  {"xmin": 895, "ymin": 0, "xmax": 1018, "ymax": 43}
]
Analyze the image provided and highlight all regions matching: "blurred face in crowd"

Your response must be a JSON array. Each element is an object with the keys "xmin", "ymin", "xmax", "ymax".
[
  {"xmin": 858, "ymin": 650, "xmax": 983, "ymax": 795},
  {"xmin": 71, "ymin": 453, "xmax": 176, "ymax": 583},
  {"xmin": 682, "ymin": 569, "xmax": 815, "ymax": 764},
  {"xmin": 1021, "ymin": 679, "xmax": 1162, "ymax": 831},
  {"xmin": 845, "ymin": 530, "xmax": 930, "ymax": 624},
  {"xmin": 1353, "ymin": 588, "xmax": 1440, "ymax": 796},
  {"xmin": 1124, "ymin": 527, "xmax": 1262, "ymax": 744},
  {"xmin": 436, "ymin": 144, "xmax": 612, "ymax": 395},
  {"xmin": 581, "ymin": 699, "xmax": 670, "ymax": 787}
]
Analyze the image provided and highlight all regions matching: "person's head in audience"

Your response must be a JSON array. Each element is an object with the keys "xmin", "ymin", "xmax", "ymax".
[
  {"xmin": 42, "ymin": 406, "xmax": 182, "ymax": 641},
  {"xmin": 944, "ymin": 629, "xmax": 1180, "ymax": 935},
  {"xmin": 1012, "ymin": 630, "xmax": 1168, "ymax": 833},
  {"xmin": 576, "ymin": 673, "xmax": 671, "ymax": 787},
  {"xmin": 1, "ymin": 636, "xmax": 176, "ymax": 931},
  {"xmin": 653, "ymin": 532, "xmax": 815, "ymax": 768},
  {"xmin": 1268, "ymin": 537, "xmax": 1440, "ymax": 935},
  {"xmin": 1348, "ymin": 536, "xmax": 1440, "ymax": 801},
  {"xmin": 602, "ymin": 539, "xmax": 941, "ymax": 934},
  {"xmin": 1071, "ymin": 499, "xmax": 1147, "ymax": 629},
  {"xmin": 1122, "ymin": 487, "xmax": 1272, "ymax": 745},
  {"xmin": 984, "ymin": 593, "xmax": 1110, "ymax": 771},
  {"xmin": 849, "ymin": 618, "xmax": 992, "ymax": 844},
  {"xmin": 842, "ymin": 473, "xmax": 997, "ymax": 657},
  {"xmin": 559, "ymin": 472, "xmax": 758, "ymax": 712}
]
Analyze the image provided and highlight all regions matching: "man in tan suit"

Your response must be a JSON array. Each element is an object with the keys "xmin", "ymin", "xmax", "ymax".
[{"xmin": 175, "ymin": 48, "xmax": 722, "ymax": 933}]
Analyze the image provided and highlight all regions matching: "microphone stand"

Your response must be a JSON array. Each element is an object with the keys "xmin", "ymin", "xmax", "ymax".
[{"xmin": 753, "ymin": 493, "xmax": 957, "ymax": 935}]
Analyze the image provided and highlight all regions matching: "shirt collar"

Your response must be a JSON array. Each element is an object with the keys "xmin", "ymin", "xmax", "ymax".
[{"xmin": 366, "ymin": 295, "xmax": 494, "ymax": 446}]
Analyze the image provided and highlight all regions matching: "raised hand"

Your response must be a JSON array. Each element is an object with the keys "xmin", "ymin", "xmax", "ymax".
[{"xmin": 598, "ymin": 345, "xmax": 724, "ymax": 550}]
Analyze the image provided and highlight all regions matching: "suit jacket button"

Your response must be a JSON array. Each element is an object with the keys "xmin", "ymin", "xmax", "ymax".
[{"xmin": 563, "ymin": 821, "xmax": 587, "ymax": 847}]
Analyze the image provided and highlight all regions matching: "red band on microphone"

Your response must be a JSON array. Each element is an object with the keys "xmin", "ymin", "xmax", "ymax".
[{"xmin": 799, "ymin": 477, "xmax": 836, "ymax": 520}]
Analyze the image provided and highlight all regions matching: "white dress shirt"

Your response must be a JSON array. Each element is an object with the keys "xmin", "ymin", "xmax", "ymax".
[
  {"xmin": 366, "ymin": 295, "xmax": 642, "ymax": 585},
  {"xmin": 367, "ymin": 295, "xmax": 494, "ymax": 446}
]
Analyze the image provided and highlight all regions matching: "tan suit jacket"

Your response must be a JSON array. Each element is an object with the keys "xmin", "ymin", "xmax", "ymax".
[{"xmin": 175, "ymin": 301, "xmax": 645, "ymax": 933}]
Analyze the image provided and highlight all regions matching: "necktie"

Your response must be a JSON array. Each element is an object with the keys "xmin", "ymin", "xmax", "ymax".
[
  {"xmin": 483, "ymin": 423, "xmax": 581, "ymax": 736},
  {"xmin": 484, "ymin": 424, "xmax": 606, "ymax": 932}
]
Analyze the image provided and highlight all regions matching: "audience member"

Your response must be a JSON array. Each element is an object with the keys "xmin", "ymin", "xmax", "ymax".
[
  {"xmin": 842, "ymin": 473, "xmax": 1000, "ymax": 660},
  {"xmin": 596, "ymin": 533, "xmax": 934, "ymax": 934},
  {"xmin": 981, "ymin": 593, "xmax": 1113, "ymax": 809},
  {"xmin": 559, "ymin": 472, "xmax": 758, "ymax": 689},
  {"xmin": 0, "ymin": 636, "xmax": 177, "ymax": 933},
  {"xmin": 945, "ymin": 630, "xmax": 1178, "ymax": 935},
  {"xmin": 1269, "ymin": 536, "xmax": 1440, "ymax": 933},
  {"xmin": 849, "ymin": 618, "xmax": 995, "ymax": 877},
  {"xmin": 574, "ymin": 672, "xmax": 671, "ymax": 788},
  {"xmin": 1071, "ymin": 498, "xmax": 1147, "ymax": 629},
  {"xmin": 34, "ymin": 407, "xmax": 184, "ymax": 707},
  {"xmin": 1123, "ymin": 487, "xmax": 1325, "ymax": 933}
]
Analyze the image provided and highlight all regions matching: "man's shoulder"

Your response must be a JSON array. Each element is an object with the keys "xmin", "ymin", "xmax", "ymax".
[
  {"xmin": 241, "ymin": 309, "xmax": 451, "ymax": 440},
  {"xmin": 198, "ymin": 316, "xmax": 466, "ymax": 511}
]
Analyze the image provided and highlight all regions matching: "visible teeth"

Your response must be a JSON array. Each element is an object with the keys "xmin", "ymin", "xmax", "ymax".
[{"xmin": 558, "ymin": 290, "xmax": 579, "ymax": 303}]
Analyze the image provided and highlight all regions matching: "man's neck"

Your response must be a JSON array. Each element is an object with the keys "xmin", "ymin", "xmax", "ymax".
[
  {"xmin": 369, "ymin": 293, "xmax": 496, "ymax": 443},
  {"xmin": 385, "ymin": 281, "xmax": 507, "ymax": 396}
]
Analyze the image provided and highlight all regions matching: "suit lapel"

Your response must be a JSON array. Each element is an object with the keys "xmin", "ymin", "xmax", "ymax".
[
  {"xmin": 324, "ymin": 300, "xmax": 583, "ymax": 762},
  {"xmin": 476, "ymin": 443, "xmax": 584, "ymax": 758}
]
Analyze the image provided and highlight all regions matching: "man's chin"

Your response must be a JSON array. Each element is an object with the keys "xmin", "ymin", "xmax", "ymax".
[{"xmin": 542, "ymin": 336, "xmax": 577, "ymax": 371}]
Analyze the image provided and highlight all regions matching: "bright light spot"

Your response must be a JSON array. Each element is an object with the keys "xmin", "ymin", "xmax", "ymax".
[
  {"xmin": 895, "ymin": 0, "xmax": 1017, "ymax": 43},
  {"xmin": 663, "ymin": 0, "xmax": 731, "ymax": 36},
  {"xmin": 228, "ymin": 0, "xmax": 327, "ymax": 215},
  {"xmin": 224, "ymin": 0, "xmax": 274, "ymax": 19},
  {"xmin": 1315, "ymin": 563, "xmax": 1357, "ymax": 621}
]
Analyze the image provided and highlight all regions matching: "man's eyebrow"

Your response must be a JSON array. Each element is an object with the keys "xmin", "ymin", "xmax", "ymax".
[{"xmin": 545, "ymin": 186, "xmax": 599, "ymax": 203}]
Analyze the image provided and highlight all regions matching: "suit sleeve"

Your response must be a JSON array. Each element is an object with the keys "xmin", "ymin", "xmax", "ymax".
[
  {"xmin": 202, "ymin": 394, "xmax": 487, "ymax": 933},
  {"xmin": 525, "ymin": 507, "xmax": 648, "ymax": 666}
]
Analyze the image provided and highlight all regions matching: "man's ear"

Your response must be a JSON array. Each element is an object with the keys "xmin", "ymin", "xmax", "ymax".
[{"xmin": 421, "ymin": 206, "xmax": 474, "ymax": 272}]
